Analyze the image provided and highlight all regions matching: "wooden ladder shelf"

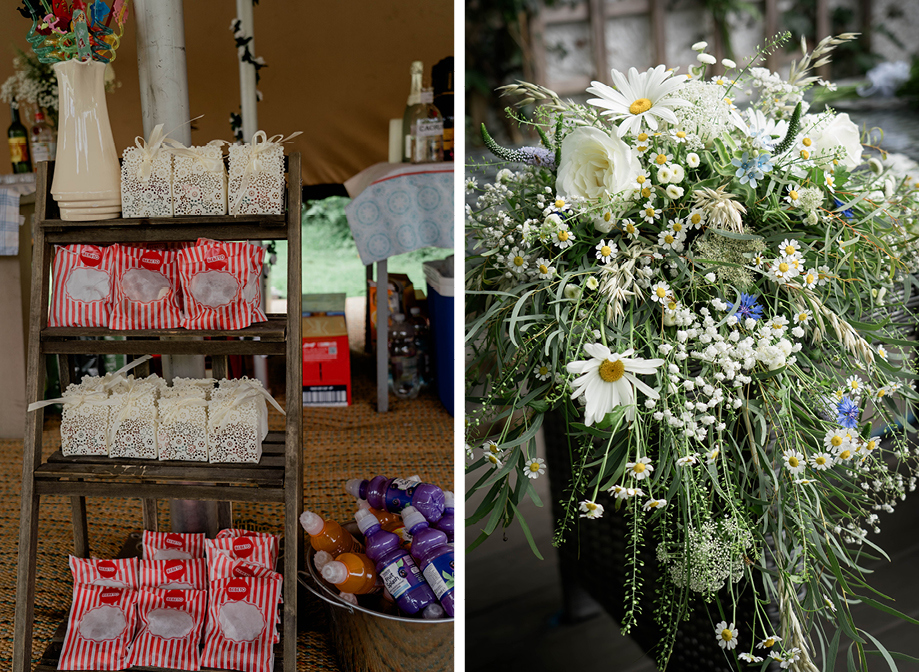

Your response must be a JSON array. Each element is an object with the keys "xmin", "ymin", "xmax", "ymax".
[{"xmin": 13, "ymin": 156, "xmax": 304, "ymax": 672}]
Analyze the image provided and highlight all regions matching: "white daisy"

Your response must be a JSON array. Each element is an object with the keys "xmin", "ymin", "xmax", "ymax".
[
  {"xmin": 484, "ymin": 452, "xmax": 503, "ymax": 469},
  {"xmin": 596, "ymin": 239, "xmax": 616, "ymax": 264},
  {"xmin": 633, "ymin": 169, "xmax": 652, "ymax": 191},
  {"xmin": 566, "ymin": 343, "xmax": 664, "ymax": 425},
  {"xmin": 738, "ymin": 653, "xmax": 763, "ymax": 663},
  {"xmin": 706, "ymin": 447, "xmax": 720, "ymax": 464},
  {"xmin": 770, "ymin": 258, "xmax": 799, "ymax": 283},
  {"xmin": 676, "ymin": 454, "xmax": 699, "ymax": 467},
  {"xmin": 824, "ymin": 171, "xmax": 836, "ymax": 193},
  {"xmin": 626, "ymin": 456, "xmax": 654, "ymax": 480},
  {"xmin": 524, "ymin": 457, "xmax": 546, "ymax": 479},
  {"xmin": 505, "ymin": 247, "xmax": 528, "ymax": 275},
  {"xmin": 757, "ymin": 635, "xmax": 781, "ymax": 649},
  {"xmin": 658, "ymin": 229, "xmax": 684, "ymax": 251},
  {"xmin": 668, "ymin": 218, "xmax": 686, "ymax": 236},
  {"xmin": 643, "ymin": 498, "xmax": 667, "ymax": 511},
  {"xmin": 877, "ymin": 345, "xmax": 888, "ymax": 360},
  {"xmin": 483, "ymin": 439, "xmax": 502, "ymax": 456},
  {"xmin": 811, "ymin": 452, "xmax": 834, "ymax": 470},
  {"xmin": 817, "ymin": 265, "xmax": 832, "ymax": 286},
  {"xmin": 845, "ymin": 375, "xmax": 863, "ymax": 396},
  {"xmin": 801, "ymin": 268, "xmax": 819, "ymax": 289},
  {"xmin": 534, "ymin": 258, "xmax": 556, "ymax": 280},
  {"xmin": 686, "ymin": 152, "xmax": 701, "ymax": 168},
  {"xmin": 649, "ymin": 151, "xmax": 673, "ymax": 168},
  {"xmin": 715, "ymin": 621, "xmax": 738, "ymax": 650},
  {"xmin": 552, "ymin": 225, "xmax": 575, "ymax": 249},
  {"xmin": 835, "ymin": 444, "xmax": 854, "ymax": 462},
  {"xmin": 779, "ymin": 238, "xmax": 802, "ymax": 258},
  {"xmin": 686, "ymin": 209, "xmax": 705, "ymax": 228},
  {"xmin": 579, "ymin": 500, "xmax": 604, "ymax": 519},
  {"xmin": 621, "ymin": 219, "xmax": 640, "ymax": 240},
  {"xmin": 783, "ymin": 449, "xmax": 806, "ymax": 475},
  {"xmin": 670, "ymin": 129, "xmax": 689, "ymax": 144},
  {"xmin": 586, "ymin": 64, "xmax": 692, "ymax": 137},
  {"xmin": 641, "ymin": 201, "xmax": 662, "ymax": 223},
  {"xmin": 793, "ymin": 309, "xmax": 811, "ymax": 324},
  {"xmin": 534, "ymin": 363, "xmax": 552, "ymax": 381},
  {"xmin": 824, "ymin": 427, "xmax": 849, "ymax": 452},
  {"xmin": 785, "ymin": 183, "xmax": 802, "ymax": 207}
]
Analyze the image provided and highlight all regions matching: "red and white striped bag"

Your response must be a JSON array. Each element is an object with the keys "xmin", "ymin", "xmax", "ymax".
[
  {"xmin": 48, "ymin": 244, "xmax": 115, "ymax": 327},
  {"xmin": 216, "ymin": 528, "xmax": 279, "ymax": 541},
  {"xmin": 126, "ymin": 588, "xmax": 208, "ymax": 671},
  {"xmin": 207, "ymin": 547, "xmax": 282, "ymax": 582},
  {"xmin": 200, "ymin": 577, "xmax": 283, "ymax": 672},
  {"xmin": 178, "ymin": 241, "xmax": 251, "ymax": 330},
  {"xmin": 57, "ymin": 585, "xmax": 138, "ymax": 671},
  {"xmin": 143, "ymin": 531, "xmax": 206, "ymax": 561},
  {"xmin": 69, "ymin": 557, "xmax": 138, "ymax": 589},
  {"xmin": 205, "ymin": 534, "xmax": 279, "ymax": 570},
  {"xmin": 139, "ymin": 558, "xmax": 208, "ymax": 591},
  {"xmin": 108, "ymin": 245, "xmax": 183, "ymax": 329},
  {"xmin": 198, "ymin": 239, "xmax": 268, "ymax": 323}
]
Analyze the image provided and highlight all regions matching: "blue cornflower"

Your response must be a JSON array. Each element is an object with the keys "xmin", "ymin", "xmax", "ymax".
[
  {"xmin": 837, "ymin": 396, "xmax": 860, "ymax": 429},
  {"xmin": 833, "ymin": 197, "xmax": 854, "ymax": 219},
  {"xmin": 725, "ymin": 293, "xmax": 764, "ymax": 321}
]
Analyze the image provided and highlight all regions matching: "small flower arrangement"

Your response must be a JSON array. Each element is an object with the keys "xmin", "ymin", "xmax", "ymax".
[
  {"xmin": 0, "ymin": 49, "xmax": 59, "ymax": 128},
  {"xmin": 466, "ymin": 33, "xmax": 919, "ymax": 669}
]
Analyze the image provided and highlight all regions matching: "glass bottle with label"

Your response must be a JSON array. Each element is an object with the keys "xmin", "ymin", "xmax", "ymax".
[
  {"xmin": 30, "ymin": 111, "xmax": 56, "ymax": 166},
  {"xmin": 409, "ymin": 88, "xmax": 444, "ymax": 164},
  {"xmin": 389, "ymin": 313, "xmax": 421, "ymax": 399},
  {"xmin": 8, "ymin": 100, "xmax": 32, "ymax": 173},
  {"xmin": 401, "ymin": 61, "xmax": 423, "ymax": 163}
]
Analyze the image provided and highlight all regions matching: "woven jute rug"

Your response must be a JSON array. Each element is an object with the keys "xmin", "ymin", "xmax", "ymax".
[{"xmin": 0, "ymin": 352, "xmax": 454, "ymax": 671}]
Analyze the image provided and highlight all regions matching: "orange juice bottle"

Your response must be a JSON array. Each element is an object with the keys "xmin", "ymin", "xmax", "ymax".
[
  {"xmin": 356, "ymin": 499, "xmax": 401, "ymax": 527},
  {"xmin": 320, "ymin": 552, "xmax": 379, "ymax": 594},
  {"xmin": 300, "ymin": 510, "xmax": 363, "ymax": 556}
]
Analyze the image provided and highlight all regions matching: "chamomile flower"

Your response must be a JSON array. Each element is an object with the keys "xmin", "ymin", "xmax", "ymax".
[
  {"xmin": 676, "ymin": 454, "xmax": 699, "ymax": 467},
  {"xmin": 823, "ymin": 594, "xmax": 837, "ymax": 612},
  {"xmin": 824, "ymin": 428, "xmax": 850, "ymax": 451},
  {"xmin": 686, "ymin": 152, "xmax": 701, "ymax": 168},
  {"xmin": 552, "ymin": 225, "xmax": 575, "ymax": 249},
  {"xmin": 465, "ymin": 177, "xmax": 478, "ymax": 192},
  {"xmin": 534, "ymin": 363, "xmax": 552, "ymax": 381},
  {"xmin": 738, "ymin": 653, "xmax": 763, "ymax": 663},
  {"xmin": 484, "ymin": 452, "xmax": 503, "ymax": 468},
  {"xmin": 817, "ymin": 265, "xmax": 832, "ymax": 286},
  {"xmin": 643, "ymin": 498, "xmax": 667, "ymax": 511},
  {"xmin": 877, "ymin": 345, "xmax": 888, "ymax": 360},
  {"xmin": 686, "ymin": 209, "xmax": 705, "ymax": 228},
  {"xmin": 534, "ymin": 258, "xmax": 556, "ymax": 280},
  {"xmin": 845, "ymin": 375, "xmax": 863, "ymax": 397},
  {"xmin": 715, "ymin": 621, "xmax": 739, "ymax": 650},
  {"xmin": 483, "ymin": 439, "xmax": 501, "ymax": 456},
  {"xmin": 801, "ymin": 268, "xmax": 819, "ymax": 288},
  {"xmin": 586, "ymin": 64, "xmax": 692, "ymax": 137},
  {"xmin": 757, "ymin": 635, "xmax": 781, "ymax": 649},
  {"xmin": 650, "ymin": 281, "xmax": 671, "ymax": 303},
  {"xmin": 621, "ymin": 219, "xmax": 640, "ymax": 240},
  {"xmin": 793, "ymin": 309, "xmax": 811, "ymax": 324},
  {"xmin": 668, "ymin": 218, "xmax": 687, "ymax": 236},
  {"xmin": 658, "ymin": 229, "xmax": 684, "ymax": 251},
  {"xmin": 811, "ymin": 452, "xmax": 834, "ymax": 470},
  {"xmin": 641, "ymin": 201, "xmax": 662, "ymax": 223},
  {"xmin": 706, "ymin": 447, "xmax": 720, "ymax": 464},
  {"xmin": 824, "ymin": 171, "xmax": 836, "ymax": 193},
  {"xmin": 669, "ymin": 164, "xmax": 685, "ymax": 183},
  {"xmin": 650, "ymin": 151, "xmax": 673, "ymax": 168},
  {"xmin": 579, "ymin": 500, "xmax": 604, "ymax": 519},
  {"xmin": 783, "ymin": 450, "xmax": 806, "ymax": 475},
  {"xmin": 524, "ymin": 457, "xmax": 547, "ymax": 479},
  {"xmin": 626, "ymin": 456, "xmax": 654, "ymax": 480},
  {"xmin": 596, "ymin": 240, "xmax": 616, "ymax": 264},
  {"xmin": 770, "ymin": 258, "xmax": 799, "ymax": 282},
  {"xmin": 666, "ymin": 185, "xmax": 685, "ymax": 199},
  {"xmin": 505, "ymin": 247, "xmax": 528, "ymax": 275},
  {"xmin": 835, "ymin": 444, "xmax": 854, "ymax": 462},
  {"xmin": 633, "ymin": 170, "xmax": 652, "ymax": 191},
  {"xmin": 670, "ymin": 129, "xmax": 689, "ymax": 144},
  {"xmin": 779, "ymin": 238, "xmax": 802, "ymax": 258},
  {"xmin": 785, "ymin": 183, "xmax": 802, "ymax": 206}
]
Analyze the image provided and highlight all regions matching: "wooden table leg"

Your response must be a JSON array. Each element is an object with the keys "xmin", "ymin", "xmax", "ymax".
[{"xmin": 376, "ymin": 259, "xmax": 389, "ymax": 412}]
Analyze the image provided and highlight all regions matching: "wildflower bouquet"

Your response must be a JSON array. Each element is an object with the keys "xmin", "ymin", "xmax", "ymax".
[{"xmin": 466, "ymin": 33, "xmax": 919, "ymax": 670}]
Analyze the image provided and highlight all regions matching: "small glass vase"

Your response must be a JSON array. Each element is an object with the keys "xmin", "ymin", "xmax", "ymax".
[{"xmin": 51, "ymin": 59, "xmax": 121, "ymax": 221}]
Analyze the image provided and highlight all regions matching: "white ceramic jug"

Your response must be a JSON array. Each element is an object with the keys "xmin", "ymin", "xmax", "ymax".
[{"xmin": 51, "ymin": 59, "xmax": 122, "ymax": 221}]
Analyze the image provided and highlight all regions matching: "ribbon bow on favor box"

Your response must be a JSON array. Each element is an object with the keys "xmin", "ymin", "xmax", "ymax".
[
  {"xmin": 228, "ymin": 130, "xmax": 301, "ymax": 215},
  {"xmin": 132, "ymin": 123, "xmax": 171, "ymax": 182}
]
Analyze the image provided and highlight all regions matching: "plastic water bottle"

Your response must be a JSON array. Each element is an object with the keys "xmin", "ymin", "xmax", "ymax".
[
  {"xmin": 389, "ymin": 313, "xmax": 420, "ymax": 399},
  {"xmin": 402, "ymin": 506, "xmax": 455, "ymax": 617},
  {"xmin": 354, "ymin": 509, "xmax": 443, "ymax": 619},
  {"xmin": 321, "ymin": 552, "xmax": 380, "ymax": 595},
  {"xmin": 346, "ymin": 475, "xmax": 445, "ymax": 523},
  {"xmin": 409, "ymin": 307, "xmax": 432, "ymax": 387},
  {"xmin": 300, "ymin": 510, "xmax": 363, "ymax": 556},
  {"xmin": 434, "ymin": 491, "xmax": 454, "ymax": 544}
]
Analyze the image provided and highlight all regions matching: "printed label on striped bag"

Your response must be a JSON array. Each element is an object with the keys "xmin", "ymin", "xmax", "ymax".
[
  {"xmin": 69, "ymin": 556, "xmax": 138, "ymax": 590},
  {"xmin": 178, "ymin": 242, "xmax": 252, "ymax": 330},
  {"xmin": 139, "ymin": 558, "xmax": 208, "ymax": 591},
  {"xmin": 109, "ymin": 244, "xmax": 184, "ymax": 329},
  {"xmin": 58, "ymin": 585, "xmax": 138, "ymax": 671},
  {"xmin": 126, "ymin": 588, "xmax": 208, "ymax": 671},
  {"xmin": 48, "ymin": 244, "xmax": 114, "ymax": 327},
  {"xmin": 198, "ymin": 238, "xmax": 268, "ymax": 323},
  {"xmin": 205, "ymin": 534, "xmax": 279, "ymax": 571},
  {"xmin": 201, "ymin": 577, "xmax": 283, "ymax": 672},
  {"xmin": 142, "ymin": 531, "xmax": 206, "ymax": 561}
]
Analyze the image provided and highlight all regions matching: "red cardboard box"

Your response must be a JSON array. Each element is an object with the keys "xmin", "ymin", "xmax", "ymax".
[{"xmin": 302, "ymin": 315, "xmax": 351, "ymax": 406}]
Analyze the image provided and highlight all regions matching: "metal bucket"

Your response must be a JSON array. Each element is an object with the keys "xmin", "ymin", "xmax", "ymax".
[{"xmin": 298, "ymin": 525, "xmax": 454, "ymax": 672}]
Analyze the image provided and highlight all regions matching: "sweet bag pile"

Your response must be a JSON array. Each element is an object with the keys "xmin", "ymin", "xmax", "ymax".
[
  {"xmin": 58, "ymin": 529, "xmax": 283, "ymax": 672},
  {"xmin": 48, "ymin": 239, "xmax": 267, "ymax": 331},
  {"xmin": 59, "ymin": 373, "xmax": 282, "ymax": 464}
]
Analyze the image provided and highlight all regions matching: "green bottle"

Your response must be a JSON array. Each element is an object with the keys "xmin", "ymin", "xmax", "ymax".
[{"xmin": 8, "ymin": 101, "xmax": 32, "ymax": 174}]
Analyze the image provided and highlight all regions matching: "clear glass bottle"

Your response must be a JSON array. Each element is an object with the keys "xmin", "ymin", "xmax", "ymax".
[
  {"xmin": 30, "ymin": 111, "xmax": 56, "ymax": 166},
  {"xmin": 401, "ymin": 61, "xmax": 423, "ymax": 163},
  {"xmin": 410, "ymin": 88, "xmax": 444, "ymax": 164},
  {"xmin": 389, "ymin": 313, "xmax": 420, "ymax": 400}
]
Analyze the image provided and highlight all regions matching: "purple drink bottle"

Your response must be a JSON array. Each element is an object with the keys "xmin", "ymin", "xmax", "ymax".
[
  {"xmin": 354, "ymin": 509, "xmax": 444, "ymax": 619},
  {"xmin": 402, "ymin": 505, "xmax": 455, "ymax": 617},
  {"xmin": 434, "ymin": 490, "xmax": 454, "ymax": 544},
  {"xmin": 346, "ymin": 475, "xmax": 445, "ymax": 523}
]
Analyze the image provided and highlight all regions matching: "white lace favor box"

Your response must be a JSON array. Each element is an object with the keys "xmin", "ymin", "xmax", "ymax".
[
  {"xmin": 121, "ymin": 125, "xmax": 174, "ymax": 219},
  {"xmin": 59, "ymin": 378, "xmax": 111, "ymax": 457},
  {"xmin": 207, "ymin": 378, "xmax": 282, "ymax": 463},
  {"xmin": 158, "ymin": 388, "xmax": 209, "ymax": 462},
  {"xmin": 171, "ymin": 141, "xmax": 228, "ymax": 216},
  {"xmin": 108, "ymin": 378, "xmax": 159, "ymax": 460},
  {"xmin": 228, "ymin": 131, "xmax": 299, "ymax": 216}
]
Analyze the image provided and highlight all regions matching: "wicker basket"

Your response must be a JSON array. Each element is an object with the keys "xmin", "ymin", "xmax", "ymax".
[{"xmin": 543, "ymin": 411, "xmax": 780, "ymax": 672}]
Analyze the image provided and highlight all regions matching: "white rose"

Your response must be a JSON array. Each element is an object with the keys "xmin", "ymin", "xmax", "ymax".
[
  {"xmin": 556, "ymin": 127, "xmax": 642, "ymax": 200},
  {"xmin": 811, "ymin": 112, "xmax": 863, "ymax": 170}
]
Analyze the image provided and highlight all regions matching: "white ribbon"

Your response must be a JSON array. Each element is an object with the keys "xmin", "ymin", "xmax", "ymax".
[
  {"xmin": 166, "ymin": 139, "xmax": 228, "ymax": 174},
  {"xmin": 159, "ymin": 396, "xmax": 209, "ymax": 427},
  {"xmin": 230, "ymin": 130, "xmax": 302, "ymax": 214},
  {"xmin": 210, "ymin": 385, "xmax": 285, "ymax": 436},
  {"xmin": 133, "ymin": 124, "xmax": 170, "ymax": 182},
  {"xmin": 26, "ymin": 356, "xmax": 152, "ymax": 413},
  {"xmin": 108, "ymin": 377, "xmax": 158, "ymax": 445}
]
